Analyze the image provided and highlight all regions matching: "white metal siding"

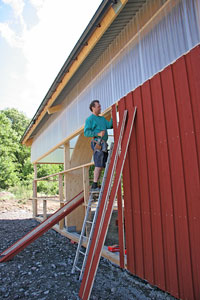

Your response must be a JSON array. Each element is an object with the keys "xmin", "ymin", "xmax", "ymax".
[{"xmin": 31, "ymin": 0, "xmax": 200, "ymax": 162}]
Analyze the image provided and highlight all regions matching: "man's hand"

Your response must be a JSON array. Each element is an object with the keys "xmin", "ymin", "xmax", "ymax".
[{"xmin": 97, "ymin": 130, "xmax": 105, "ymax": 137}]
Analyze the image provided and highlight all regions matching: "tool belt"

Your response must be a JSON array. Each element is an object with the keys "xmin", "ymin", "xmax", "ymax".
[{"xmin": 93, "ymin": 137, "xmax": 108, "ymax": 152}]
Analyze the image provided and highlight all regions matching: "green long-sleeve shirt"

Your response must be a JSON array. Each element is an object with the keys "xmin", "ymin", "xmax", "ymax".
[{"xmin": 84, "ymin": 114, "xmax": 113, "ymax": 142}]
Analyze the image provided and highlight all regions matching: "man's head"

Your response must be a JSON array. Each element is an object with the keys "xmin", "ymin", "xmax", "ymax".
[{"xmin": 89, "ymin": 100, "xmax": 101, "ymax": 115}]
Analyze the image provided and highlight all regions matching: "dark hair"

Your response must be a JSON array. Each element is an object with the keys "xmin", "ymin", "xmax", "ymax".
[{"xmin": 89, "ymin": 100, "xmax": 99, "ymax": 112}]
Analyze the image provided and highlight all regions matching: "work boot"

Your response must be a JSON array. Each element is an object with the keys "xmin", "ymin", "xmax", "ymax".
[{"xmin": 90, "ymin": 182, "xmax": 100, "ymax": 193}]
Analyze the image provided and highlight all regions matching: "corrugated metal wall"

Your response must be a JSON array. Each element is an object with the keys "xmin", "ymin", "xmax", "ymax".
[
  {"xmin": 31, "ymin": 0, "xmax": 200, "ymax": 163},
  {"xmin": 118, "ymin": 45, "xmax": 200, "ymax": 300}
]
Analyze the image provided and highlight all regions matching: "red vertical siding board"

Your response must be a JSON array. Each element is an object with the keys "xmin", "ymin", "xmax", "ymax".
[
  {"xmin": 186, "ymin": 46, "xmax": 200, "ymax": 172},
  {"xmin": 141, "ymin": 81, "xmax": 165, "ymax": 289},
  {"xmin": 126, "ymin": 91, "xmax": 144, "ymax": 278},
  {"xmin": 118, "ymin": 98, "xmax": 135, "ymax": 273},
  {"xmin": 173, "ymin": 56, "xmax": 200, "ymax": 300},
  {"xmin": 117, "ymin": 182, "xmax": 125, "ymax": 268},
  {"xmin": 112, "ymin": 104, "xmax": 125, "ymax": 269},
  {"xmin": 151, "ymin": 73, "xmax": 179, "ymax": 297},
  {"xmin": 161, "ymin": 65, "xmax": 194, "ymax": 300},
  {"xmin": 132, "ymin": 86, "xmax": 154, "ymax": 283},
  {"xmin": 117, "ymin": 47, "xmax": 200, "ymax": 300},
  {"xmin": 185, "ymin": 46, "xmax": 200, "ymax": 173},
  {"xmin": 185, "ymin": 47, "xmax": 200, "ymax": 299}
]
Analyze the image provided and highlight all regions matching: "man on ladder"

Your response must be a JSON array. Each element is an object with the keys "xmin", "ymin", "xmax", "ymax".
[{"xmin": 84, "ymin": 100, "xmax": 113, "ymax": 192}]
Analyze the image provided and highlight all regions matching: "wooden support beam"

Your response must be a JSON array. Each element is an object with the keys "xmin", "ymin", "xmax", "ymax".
[
  {"xmin": 64, "ymin": 142, "xmax": 70, "ymax": 200},
  {"xmin": 47, "ymin": 104, "xmax": 62, "ymax": 115},
  {"xmin": 35, "ymin": 162, "xmax": 94, "ymax": 181},
  {"xmin": 83, "ymin": 166, "xmax": 90, "ymax": 236},
  {"xmin": 59, "ymin": 174, "xmax": 64, "ymax": 230},
  {"xmin": 65, "ymin": 132, "xmax": 92, "ymax": 232},
  {"xmin": 43, "ymin": 200, "xmax": 47, "ymax": 220},
  {"xmin": 32, "ymin": 164, "xmax": 38, "ymax": 217},
  {"xmin": 83, "ymin": 166, "xmax": 90, "ymax": 205},
  {"xmin": 25, "ymin": 138, "xmax": 34, "ymax": 147},
  {"xmin": 64, "ymin": 142, "xmax": 71, "ymax": 229}
]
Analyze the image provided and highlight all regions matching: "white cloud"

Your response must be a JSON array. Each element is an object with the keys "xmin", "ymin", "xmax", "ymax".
[
  {"xmin": 2, "ymin": 0, "xmax": 24, "ymax": 17},
  {"xmin": 0, "ymin": 22, "xmax": 23, "ymax": 47},
  {"xmin": 29, "ymin": 0, "xmax": 45, "ymax": 11},
  {"xmin": 0, "ymin": 0, "xmax": 102, "ymax": 118},
  {"xmin": 0, "ymin": 0, "xmax": 26, "ymax": 47}
]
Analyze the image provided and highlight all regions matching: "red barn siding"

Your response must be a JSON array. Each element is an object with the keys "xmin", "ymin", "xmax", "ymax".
[{"xmin": 118, "ymin": 45, "xmax": 200, "ymax": 300}]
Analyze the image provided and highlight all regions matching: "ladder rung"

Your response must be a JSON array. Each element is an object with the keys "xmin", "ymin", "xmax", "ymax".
[
  {"xmin": 71, "ymin": 142, "xmax": 115, "ymax": 278},
  {"xmin": 83, "ymin": 204, "xmax": 92, "ymax": 207}
]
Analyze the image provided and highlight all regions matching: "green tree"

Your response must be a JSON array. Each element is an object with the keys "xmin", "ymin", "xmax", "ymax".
[
  {"xmin": 0, "ymin": 112, "xmax": 19, "ymax": 188},
  {"xmin": 37, "ymin": 164, "xmax": 63, "ymax": 195},
  {"xmin": 0, "ymin": 108, "xmax": 63, "ymax": 195},
  {"xmin": 0, "ymin": 108, "xmax": 32, "ymax": 189}
]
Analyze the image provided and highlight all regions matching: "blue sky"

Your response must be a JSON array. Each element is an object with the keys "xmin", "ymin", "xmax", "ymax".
[{"xmin": 0, "ymin": 0, "xmax": 102, "ymax": 119}]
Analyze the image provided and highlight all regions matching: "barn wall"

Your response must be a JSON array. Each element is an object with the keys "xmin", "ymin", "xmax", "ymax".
[{"xmin": 119, "ymin": 45, "xmax": 200, "ymax": 300}]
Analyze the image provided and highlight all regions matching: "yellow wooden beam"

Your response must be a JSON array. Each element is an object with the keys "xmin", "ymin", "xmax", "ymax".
[
  {"xmin": 22, "ymin": 1, "xmax": 127, "ymax": 145},
  {"xmin": 25, "ymin": 138, "xmax": 34, "ymax": 146},
  {"xmin": 47, "ymin": 104, "xmax": 62, "ymax": 115}
]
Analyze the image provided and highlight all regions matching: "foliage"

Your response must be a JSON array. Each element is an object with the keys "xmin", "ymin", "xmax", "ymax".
[
  {"xmin": 0, "ymin": 108, "xmax": 63, "ymax": 195},
  {"xmin": 89, "ymin": 165, "xmax": 95, "ymax": 185},
  {"xmin": 37, "ymin": 164, "xmax": 63, "ymax": 195},
  {"xmin": 0, "ymin": 109, "xmax": 30, "ymax": 189},
  {"xmin": 8, "ymin": 183, "xmax": 33, "ymax": 200}
]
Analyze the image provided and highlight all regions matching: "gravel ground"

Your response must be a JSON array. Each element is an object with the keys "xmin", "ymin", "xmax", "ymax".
[{"xmin": 0, "ymin": 209, "xmax": 177, "ymax": 300}]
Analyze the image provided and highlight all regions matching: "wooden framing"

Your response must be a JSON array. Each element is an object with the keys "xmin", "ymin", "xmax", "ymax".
[
  {"xmin": 47, "ymin": 104, "xmax": 62, "ymax": 115},
  {"xmin": 59, "ymin": 174, "xmax": 64, "ymax": 230},
  {"xmin": 33, "ymin": 164, "xmax": 37, "ymax": 217},
  {"xmin": 32, "ymin": 136, "xmax": 94, "ymax": 232},
  {"xmin": 64, "ymin": 132, "xmax": 92, "ymax": 232},
  {"xmin": 64, "ymin": 142, "xmax": 70, "ymax": 228},
  {"xmin": 25, "ymin": 138, "xmax": 33, "ymax": 147}
]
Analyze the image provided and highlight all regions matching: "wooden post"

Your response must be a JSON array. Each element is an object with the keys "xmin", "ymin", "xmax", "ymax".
[
  {"xmin": 83, "ymin": 166, "xmax": 90, "ymax": 205},
  {"xmin": 64, "ymin": 142, "xmax": 70, "ymax": 200},
  {"xmin": 66, "ymin": 133, "xmax": 92, "ymax": 232},
  {"xmin": 83, "ymin": 166, "xmax": 90, "ymax": 236},
  {"xmin": 33, "ymin": 163, "xmax": 38, "ymax": 217},
  {"xmin": 43, "ymin": 200, "xmax": 47, "ymax": 220},
  {"xmin": 64, "ymin": 142, "xmax": 70, "ymax": 228},
  {"xmin": 59, "ymin": 174, "xmax": 64, "ymax": 230}
]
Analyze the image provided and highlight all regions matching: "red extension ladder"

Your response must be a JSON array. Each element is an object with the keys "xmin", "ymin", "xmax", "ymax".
[{"xmin": 79, "ymin": 106, "xmax": 137, "ymax": 300}]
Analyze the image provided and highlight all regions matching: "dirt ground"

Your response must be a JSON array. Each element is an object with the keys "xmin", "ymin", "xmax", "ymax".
[
  {"xmin": 0, "ymin": 191, "xmax": 60, "ymax": 214},
  {"xmin": 0, "ymin": 192, "xmax": 177, "ymax": 300}
]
